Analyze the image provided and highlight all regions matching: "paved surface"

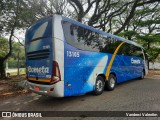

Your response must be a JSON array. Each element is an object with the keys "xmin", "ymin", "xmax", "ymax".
[{"xmin": 1, "ymin": 77, "xmax": 160, "ymax": 120}]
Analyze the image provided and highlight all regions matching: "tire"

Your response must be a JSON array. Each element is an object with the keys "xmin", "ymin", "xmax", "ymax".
[
  {"xmin": 140, "ymin": 71, "xmax": 145, "ymax": 79},
  {"xmin": 93, "ymin": 76, "xmax": 105, "ymax": 95},
  {"xmin": 105, "ymin": 74, "xmax": 116, "ymax": 91}
]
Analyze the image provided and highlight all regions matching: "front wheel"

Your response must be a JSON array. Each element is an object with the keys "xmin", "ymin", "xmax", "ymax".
[
  {"xmin": 93, "ymin": 76, "xmax": 105, "ymax": 95},
  {"xmin": 105, "ymin": 74, "xmax": 116, "ymax": 91}
]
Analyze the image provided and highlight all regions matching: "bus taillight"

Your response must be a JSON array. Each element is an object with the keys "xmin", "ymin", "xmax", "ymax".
[{"xmin": 51, "ymin": 61, "xmax": 61, "ymax": 84}]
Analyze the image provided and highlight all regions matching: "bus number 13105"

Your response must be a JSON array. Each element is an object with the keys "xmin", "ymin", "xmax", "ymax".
[{"xmin": 67, "ymin": 51, "xmax": 80, "ymax": 57}]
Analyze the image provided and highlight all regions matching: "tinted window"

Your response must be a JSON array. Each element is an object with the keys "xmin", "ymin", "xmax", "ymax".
[
  {"xmin": 83, "ymin": 29, "xmax": 100, "ymax": 51},
  {"xmin": 100, "ymin": 39, "xmax": 121, "ymax": 54},
  {"xmin": 118, "ymin": 43, "xmax": 144, "ymax": 59},
  {"xmin": 62, "ymin": 21, "xmax": 100, "ymax": 51},
  {"xmin": 118, "ymin": 43, "xmax": 132, "ymax": 56},
  {"xmin": 26, "ymin": 17, "xmax": 52, "ymax": 42},
  {"xmin": 62, "ymin": 21, "xmax": 123, "ymax": 53},
  {"xmin": 132, "ymin": 46, "xmax": 144, "ymax": 58}
]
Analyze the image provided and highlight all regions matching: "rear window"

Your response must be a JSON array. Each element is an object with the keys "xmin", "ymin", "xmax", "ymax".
[{"xmin": 25, "ymin": 17, "xmax": 52, "ymax": 42}]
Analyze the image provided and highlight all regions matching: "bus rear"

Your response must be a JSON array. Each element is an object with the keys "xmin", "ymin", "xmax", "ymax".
[{"xmin": 25, "ymin": 15, "xmax": 64, "ymax": 97}]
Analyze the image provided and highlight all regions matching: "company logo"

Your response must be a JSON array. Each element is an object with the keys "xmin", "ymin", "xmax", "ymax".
[
  {"xmin": 131, "ymin": 58, "xmax": 141, "ymax": 64},
  {"xmin": 27, "ymin": 66, "xmax": 49, "ymax": 74},
  {"xmin": 2, "ymin": 112, "xmax": 11, "ymax": 117}
]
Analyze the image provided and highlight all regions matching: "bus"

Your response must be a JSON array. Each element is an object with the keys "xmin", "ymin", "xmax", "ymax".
[{"xmin": 25, "ymin": 14, "xmax": 148, "ymax": 97}]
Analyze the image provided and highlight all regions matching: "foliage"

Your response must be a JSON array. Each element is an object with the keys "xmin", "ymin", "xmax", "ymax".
[
  {"xmin": 137, "ymin": 34, "xmax": 160, "ymax": 61},
  {"xmin": 0, "ymin": 0, "xmax": 20, "ymax": 78},
  {"xmin": 0, "ymin": 37, "xmax": 9, "ymax": 57},
  {"xmin": 116, "ymin": 1, "xmax": 160, "ymax": 62},
  {"xmin": 11, "ymin": 42, "xmax": 25, "ymax": 60}
]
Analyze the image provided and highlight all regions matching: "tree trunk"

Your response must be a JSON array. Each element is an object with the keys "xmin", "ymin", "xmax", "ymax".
[
  {"xmin": 0, "ymin": 59, "xmax": 6, "ymax": 79},
  {"xmin": 148, "ymin": 61, "xmax": 149, "ymax": 70},
  {"xmin": 17, "ymin": 51, "xmax": 20, "ymax": 76},
  {"xmin": 147, "ymin": 42, "xmax": 150, "ymax": 70}
]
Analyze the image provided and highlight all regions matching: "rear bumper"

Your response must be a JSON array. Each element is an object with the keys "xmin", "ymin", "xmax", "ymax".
[{"xmin": 26, "ymin": 81, "xmax": 64, "ymax": 97}]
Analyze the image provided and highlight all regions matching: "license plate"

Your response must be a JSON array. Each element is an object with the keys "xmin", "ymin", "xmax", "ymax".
[{"xmin": 34, "ymin": 86, "xmax": 40, "ymax": 91}]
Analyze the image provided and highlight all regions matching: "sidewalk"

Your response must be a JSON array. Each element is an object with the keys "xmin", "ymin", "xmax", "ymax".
[
  {"xmin": 146, "ymin": 70, "xmax": 160, "ymax": 79},
  {"xmin": 6, "ymin": 69, "xmax": 17, "ymax": 73},
  {"xmin": 5, "ymin": 68, "xmax": 25, "ymax": 76}
]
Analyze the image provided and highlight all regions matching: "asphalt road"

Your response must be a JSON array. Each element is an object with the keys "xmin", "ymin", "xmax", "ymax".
[{"xmin": 1, "ymin": 77, "xmax": 160, "ymax": 120}]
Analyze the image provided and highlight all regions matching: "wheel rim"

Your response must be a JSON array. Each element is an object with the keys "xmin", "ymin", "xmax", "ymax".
[
  {"xmin": 110, "ymin": 78, "xmax": 115, "ymax": 88},
  {"xmin": 96, "ymin": 80, "xmax": 103, "ymax": 92}
]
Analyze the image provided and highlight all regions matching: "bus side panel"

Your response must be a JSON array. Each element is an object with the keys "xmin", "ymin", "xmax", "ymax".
[
  {"xmin": 112, "ymin": 55, "xmax": 144, "ymax": 83},
  {"xmin": 111, "ymin": 55, "xmax": 128, "ymax": 83},
  {"xmin": 133, "ymin": 57, "xmax": 145, "ymax": 78},
  {"xmin": 64, "ymin": 44, "xmax": 109, "ymax": 96}
]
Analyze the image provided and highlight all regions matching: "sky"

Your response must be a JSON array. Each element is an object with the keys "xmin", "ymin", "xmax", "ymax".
[{"xmin": 3, "ymin": 29, "xmax": 25, "ymax": 43}]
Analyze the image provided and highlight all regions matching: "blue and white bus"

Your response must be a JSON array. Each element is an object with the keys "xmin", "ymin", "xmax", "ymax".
[{"xmin": 25, "ymin": 14, "xmax": 148, "ymax": 97}]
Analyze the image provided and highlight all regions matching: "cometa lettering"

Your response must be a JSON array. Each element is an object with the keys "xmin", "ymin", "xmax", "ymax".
[
  {"xmin": 131, "ymin": 58, "xmax": 140, "ymax": 64},
  {"xmin": 27, "ymin": 66, "xmax": 49, "ymax": 74}
]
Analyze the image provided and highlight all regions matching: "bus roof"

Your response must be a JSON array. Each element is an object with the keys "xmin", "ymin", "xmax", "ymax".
[{"xmin": 60, "ymin": 15, "xmax": 142, "ymax": 48}]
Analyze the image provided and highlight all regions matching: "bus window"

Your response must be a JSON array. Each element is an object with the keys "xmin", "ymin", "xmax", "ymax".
[
  {"xmin": 118, "ymin": 43, "xmax": 132, "ymax": 56},
  {"xmin": 62, "ymin": 21, "xmax": 100, "ymax": 52},
  {"xmin": 132, "ymin": 46, "xmax": 144, "ymax": 59},
  {"xmin": 84, "ymin": 29, "xmax": 99, "ymax": 52},
  {"xmin": 100, "ymin": 39, "xmax": 121, "ymax": 54}
]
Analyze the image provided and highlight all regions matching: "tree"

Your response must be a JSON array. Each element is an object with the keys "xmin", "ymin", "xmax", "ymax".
[
  {"xmin": 15, "ymin": 0, "xmax": 68, "ymax": 28},
  {"xmin": 12, "ymin": 42, "xmax": 25, "ymax": 75},
  {"xmin": 136, "ymin": 4, "xmax": 160, "ymax": 66},
  {"xmin": 0, "ymin": 0, "xmax": 68, "ymax": 78},
  {"xmin": 68, "ymin": 0, "xmax": 160, "ymax": 34},
  {"xmin": 0, "ymin": 0, "xmax": 19, "ymax": 78},
  {"xmin": 17, "ymin": 0, "xmax": 159, "ymax": 34},
  {"xmin": 116, "ymin": 2, "xmax": 160, "ymax": 68},
  {"xmin": 0, "ymin": 37, "xmax": 9, "ymax": 78}
]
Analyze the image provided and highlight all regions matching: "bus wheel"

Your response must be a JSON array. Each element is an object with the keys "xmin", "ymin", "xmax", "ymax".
[
  {"xmin": 140, "ymin": 71, "xmax": 144, "ymax": 79},
  {"xmin": 105, "ymin": 74, "xmax": 116, "ymax": 91},
  {"xmin": 93, "ymin": 76, "xmax": 105, "ymax": 95}
]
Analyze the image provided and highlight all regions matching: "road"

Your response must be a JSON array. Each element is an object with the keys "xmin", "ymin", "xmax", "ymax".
[{"xmin": 1, "ymin": 77, "xmax": 160, "ymax": 120}]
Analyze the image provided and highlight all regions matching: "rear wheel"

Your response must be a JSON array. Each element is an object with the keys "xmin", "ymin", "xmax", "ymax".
[
  {"xmin": 93, "ymin": 76, "xmax": 105, "ymax": 95},
  {"xmin": 105, "ymin": 74, "xmax": 116, "ymax": 91}
]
